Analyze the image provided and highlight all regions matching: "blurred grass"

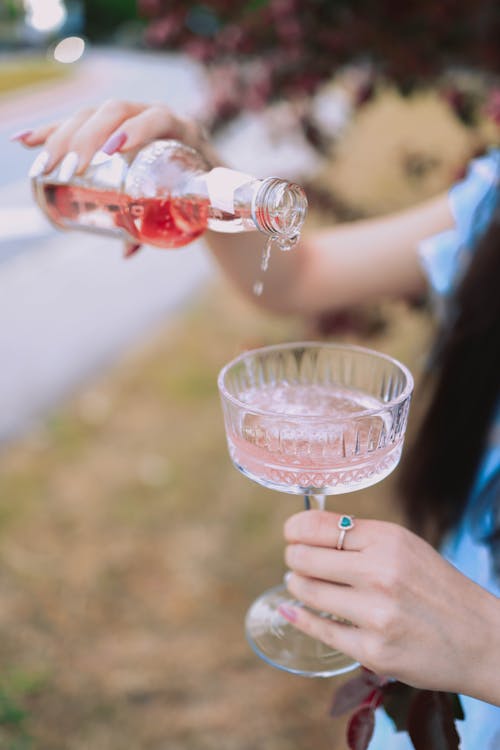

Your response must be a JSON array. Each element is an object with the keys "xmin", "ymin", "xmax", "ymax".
[{"xmin": 0, "ymin": 58, "xmax": 69, "ymax": 95}]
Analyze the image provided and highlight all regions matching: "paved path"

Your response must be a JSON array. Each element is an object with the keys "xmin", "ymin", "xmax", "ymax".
[
  {"xmin": 0, "ymin": 231, "xmax": 213, "ymax": 441},
  {"xmin": 0, "ymin": 49, "xmax": 214, "ymax": 442}
]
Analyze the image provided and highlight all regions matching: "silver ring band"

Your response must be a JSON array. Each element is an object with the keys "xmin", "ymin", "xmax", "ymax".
[{"xmin": 336, "ymin": 515, "xmax": 355, "ymax": 550}]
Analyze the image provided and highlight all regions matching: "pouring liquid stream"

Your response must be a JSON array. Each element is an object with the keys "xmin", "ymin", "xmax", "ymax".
[{"xmin": 252, "ymin": 234, "xmax": 298, "ymax": 297}]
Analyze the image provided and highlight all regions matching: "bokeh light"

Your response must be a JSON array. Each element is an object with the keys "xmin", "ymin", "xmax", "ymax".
[
  {"xmin": 24, "ymin": 0, "xmax": 67, "ymax": 34},
  {"xmin": 53, "ymin": 36, "xmax": 86, "ymax": 64}
]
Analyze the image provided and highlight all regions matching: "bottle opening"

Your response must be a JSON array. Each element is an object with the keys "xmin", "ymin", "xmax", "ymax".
[{"xmin": 252, "ymin": 178, "xmax": 307, "ymax": 239}]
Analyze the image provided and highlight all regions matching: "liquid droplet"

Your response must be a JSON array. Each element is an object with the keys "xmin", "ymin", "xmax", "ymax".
[
  {"xmin": 278, "ymin": 234, "xmax": 298, "ymax": 252},
  {"xmin": 253, "ymin": 233, "xmax": 299, "ymax": 299},
  {"xmin": 261, "ymin": 238, "xmax": 272, "ymax": 271}
]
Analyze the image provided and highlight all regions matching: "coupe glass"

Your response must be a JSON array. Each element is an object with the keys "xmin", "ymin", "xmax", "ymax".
[{"xmin": 218, "ymin": 342, "xmax": 413, "ymax": 677}]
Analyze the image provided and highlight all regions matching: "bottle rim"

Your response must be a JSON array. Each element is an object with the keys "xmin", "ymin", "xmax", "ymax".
[{"xmin": 251, "ymin": 177, "xmax": 308, "ymax": 238}]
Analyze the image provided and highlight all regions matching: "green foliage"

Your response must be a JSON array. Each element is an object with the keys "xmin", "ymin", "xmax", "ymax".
[
  {"xmin": 0, "ymin": 669, "xmax": 48, "ymax": 750},
  {"xmin": 82, "ymin": 0, "xmax": 142, "ymax": 40},
  {"xmin": 0, "ymin": 1, "xmax": 24, "ymax": 22},
  {"xmin": 0, "ymin": 690, "xmax": 27, "ymax": 728}
]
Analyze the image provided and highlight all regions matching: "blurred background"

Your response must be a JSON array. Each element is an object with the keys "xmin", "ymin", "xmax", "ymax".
[{"xmin": 0, "ymin": 2, "xmax": 499, "ymax": 748}]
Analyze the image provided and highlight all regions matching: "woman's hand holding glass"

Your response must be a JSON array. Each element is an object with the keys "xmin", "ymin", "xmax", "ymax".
[{"xmin": 281, "ymin": 509, "xmax": 500, "ymax": 704}]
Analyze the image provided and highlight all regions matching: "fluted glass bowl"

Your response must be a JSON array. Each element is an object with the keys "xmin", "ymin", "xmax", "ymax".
[
  {"xmin": 218, "ymin": 342, "xmax": 413, "ymax": 676},
  {"xmin": 219, "ymin": 342, "xmax": 413, "ymax": 496}
]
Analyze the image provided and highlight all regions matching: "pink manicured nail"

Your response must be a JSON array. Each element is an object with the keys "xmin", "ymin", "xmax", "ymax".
[
  {"xmin": 10, "ymin": 129, "xmax": 33, "ymax": 142},
  {"xmin": 123, "ymin": 243, "xmax": 141, "ymax": 259},
  {"xmin": 101, "ymin": 131, "xmax": 127, "ymax": 155},
  {"xmin": 278, "ymin": 604, "xmax": 298, "ymax": 623}
]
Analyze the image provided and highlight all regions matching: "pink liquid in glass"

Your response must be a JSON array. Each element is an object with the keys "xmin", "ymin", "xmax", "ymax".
[{"xmin": 226, "ymin": 383, "xmax": 402, "ymax": 493}]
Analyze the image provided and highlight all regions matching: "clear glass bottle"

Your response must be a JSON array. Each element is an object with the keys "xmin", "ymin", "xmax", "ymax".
[{"xmin": 32, "ymin": 140, "xmax": 308, "ymax": 250}]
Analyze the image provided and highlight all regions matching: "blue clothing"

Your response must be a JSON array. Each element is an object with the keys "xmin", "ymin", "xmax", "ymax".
[{"xmin": 369, "ymin": 150, "xmax": 500, "ymax": 749}]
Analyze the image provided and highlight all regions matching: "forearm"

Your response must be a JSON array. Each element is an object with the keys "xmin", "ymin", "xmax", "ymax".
[
  {"xmin": 463, "ymin": 588, "xmax": 500, "ymax": 706},
  {"xmin": 205, "ymin": 192, "xmax": 454, "ymax": 316}
]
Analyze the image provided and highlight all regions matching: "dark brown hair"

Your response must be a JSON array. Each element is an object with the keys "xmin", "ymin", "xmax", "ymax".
[{"xmin": 399, "ymin": 197, "xmax": 500, "ymax": 548}]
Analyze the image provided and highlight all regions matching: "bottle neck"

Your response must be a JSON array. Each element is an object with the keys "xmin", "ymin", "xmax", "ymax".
[{"xmin": 251, "ymin": 177, "xmax": 308, "ymax": 240}]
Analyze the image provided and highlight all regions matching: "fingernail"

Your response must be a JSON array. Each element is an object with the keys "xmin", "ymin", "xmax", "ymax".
[
  {"xmin": 101, "ymin": 131, "xmax": 127, "ymax": 155},
  {"xmin": 58, "ymin": 151, "xmax": 79, "ymax": 182},
  {"xmin": 283, "ymin": 571, "xmax": 293, "ymax": 587},
  {"xmin": 90, "ymin": 150, "xmax": 113, "ymax": 166},
  {"xmin": 278, "ymin": 604, "xmax": 298, "ymax": 623},
  {"xmin": 10, "ymin": 129, "xmax": 33, "ymax": 142},
  {"xmin": 28, "ymin": 150, "xmax": 50, "ymax": 178},
  {"xmin": 123, "ymin": 243, "xmax": 141, "ymax": 258}
]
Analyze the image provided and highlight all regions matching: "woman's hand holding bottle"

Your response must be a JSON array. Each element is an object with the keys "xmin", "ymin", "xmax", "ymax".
[
  {"xmin": 14, "ymin": 100, "xmax": 220, "ymax": 179},
  {"xmin": 13, "ymin": 101, "xmax": 221, "ymax": 257},
  {"xmin": 16, "ymin": 100, "xmax": 308, "ymax": 256}
]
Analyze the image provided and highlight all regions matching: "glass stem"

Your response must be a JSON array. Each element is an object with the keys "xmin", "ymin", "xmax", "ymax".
[
  {"xmin": 303, "ymin": 494, "xmax": 325, "ymax": 511},
  {"xmin": 316, "ymin": 494, "xmax": 326, "ymax": 510}
]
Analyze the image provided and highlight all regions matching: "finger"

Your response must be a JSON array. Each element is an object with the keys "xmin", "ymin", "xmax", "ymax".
[
  {"xmin": 65, "ymin": 100, "xmax": 147, "ymax": 174},
  {"xmin": 286, "ymin": 572, "xmax": 364, "ymax": 626},
  {"xmin": 10, "ymin": 122, "xmax": 58, "ymax": 146},
  {"xmin": 35, "ymin": 107, "xmax": 96, "ymax": 174},
  {"xmin": 285, "ymin": 543, "xmax": 364, "ymax": 585},
  {"xmin": 100, "ymin": 106, "xmax": 203, "ymax": 156},
  {"xmin": 278, "ymin": 601, "xmax": 363, "ymax": 665},
  {"xmin": 284, "ymin": 510, "xmax": 370, "ymax": 551}
]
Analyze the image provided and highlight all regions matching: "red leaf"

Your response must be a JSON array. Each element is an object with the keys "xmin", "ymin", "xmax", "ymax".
[
  {"xmin": 362, "ymin": 689, "xmax": 383, "ymax": 710},
  {"xmin": 407, "ymin": 691, "xmax": 461, "ymax": 750},
  {"xmin": 330, "ymin": 675, "xmax": 375, "ymax": 717},
  {"xmin": 360, "ymin": 667, "xmax": 390, "ymax": 688},
  {"xmin": 382, "ymin": 681, "xmax": 418, "ymax": 731},
  {"xmin": 347, "ymin": 706, "xmax": 376, "ymax": 750}
]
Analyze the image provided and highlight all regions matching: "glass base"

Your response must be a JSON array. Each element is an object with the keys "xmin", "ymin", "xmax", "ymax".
[{"xmin": 245, "ymin": 584, "xmax": 359, "ymax": 677}]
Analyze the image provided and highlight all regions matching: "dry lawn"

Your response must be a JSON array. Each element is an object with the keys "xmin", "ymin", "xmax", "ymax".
[{"xmin": 0, "ymin": 58, "xmax": 69, "ymax": 96}]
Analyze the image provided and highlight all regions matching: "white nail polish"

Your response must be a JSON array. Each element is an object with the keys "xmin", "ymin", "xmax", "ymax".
[
  {"xmin": 28, "ymin": 150, "xmax": 50, "ymax": 178},
  {"xmin": 284, "ymin": 571, "xmax": 293, "ymax": 587},
  {"xmin": 58, "ymin": 151, "xmax": 79, "ymax": 182},
  {"xmin": 90, "ymin": 150, "xmax": 113, "ymax": 166}
]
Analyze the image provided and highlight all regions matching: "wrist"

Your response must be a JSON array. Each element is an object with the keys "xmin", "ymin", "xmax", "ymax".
[{"xmin": 462, "ymin": 589, "xmax": 500, "ymax": 705}]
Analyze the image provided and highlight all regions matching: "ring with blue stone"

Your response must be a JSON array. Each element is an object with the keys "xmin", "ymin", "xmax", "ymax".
[{"xmin": 336, "ymin": 514, "xmax": 355, "ymax": 550}]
